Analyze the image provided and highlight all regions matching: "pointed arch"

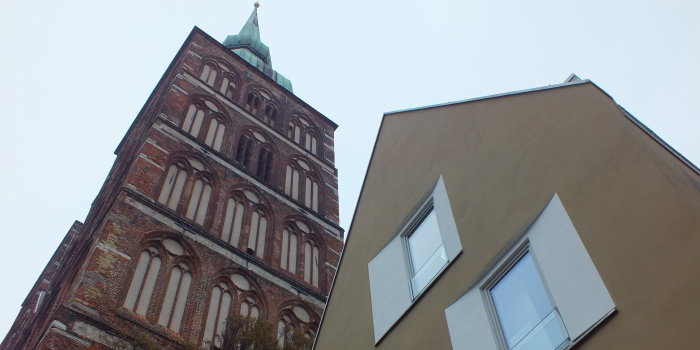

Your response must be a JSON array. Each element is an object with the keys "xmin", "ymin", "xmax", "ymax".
[
  {"xmin": 244, "ymin": 85, "xmax": 280, "ymax": 128},
  {"xmin": 287, "ymin": 114, "xmax": 322, "ymax": 156},
  {"xmin": 123, "ymin": 232, "xmax": 199, "ymax": 334},
  {"xmin": 233, "ymin": 127, "xmax": 279, "ymax": 183},
  {"xmin": 158, "ymin": 151, "xmax": 218, "ymax": 228},
  {"xmin": 181, "ymin": 95, "xmax": 230, "ymax": 151},
  {"xmin": 284, "ymin": 155, "xmax": 323, "ymax": 213}
]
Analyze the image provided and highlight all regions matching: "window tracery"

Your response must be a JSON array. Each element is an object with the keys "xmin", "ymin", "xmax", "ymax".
[
  {"xmin": 123, "ymin": 235, "xmax": 196, "ymax": 334},
  {"xmin": 284, "ymin": 158, "xmax": 320, "ymax": 212}
]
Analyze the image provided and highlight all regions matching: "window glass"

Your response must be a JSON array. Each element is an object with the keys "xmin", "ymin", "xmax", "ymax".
[
  {"xmin": 407, "ymin": 209, "xmax": 447, "ymax": 296},
  {"xmin": 491, "ymin": 253, "xmax": 568, "ymax": 350}
]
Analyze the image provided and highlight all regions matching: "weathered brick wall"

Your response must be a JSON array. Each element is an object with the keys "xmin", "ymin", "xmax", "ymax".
[{"xmin": 2, "ymin": 27, "xmax": 344, "ymax": 350}]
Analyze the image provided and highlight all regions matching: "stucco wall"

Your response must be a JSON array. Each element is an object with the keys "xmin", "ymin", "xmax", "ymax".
[{"xmin": 315, "ymin": 82, "xmax": 700, "ymax": 349}]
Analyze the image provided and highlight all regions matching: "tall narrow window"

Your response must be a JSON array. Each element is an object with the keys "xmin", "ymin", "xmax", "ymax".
[
  {"xmin": 123, "ymin": 248, "xmax": 162, "ymax": 316},
  {"xmin": 281, "ymin": 229, "xmax": 298, "ymax": 274},
  {"xmin": 240, "ymin": 297, "xmax": 260, "ymax": 319},
  {"xmin": 256, "ymin": 148, "xmax": 273, "ymax": 180},
  {"xmin": 158, "ymin": 262, "xmax": 193, "ymax": 332},
  {"xmin": 204, "ymin": 118, "xmax": 225, "ymax": 151},
  {"xmin": 220, "ymin": 76, "xmax": 237, "ymax": 100},
  {"xmin": 304, "ymin": 177, "xmax": 319, "ymax": 211},
  {"xmin": 202, "ymin": 283, "xmax": 233, "ymax": 348},
  {"xmin": 406, "ymin": 208, "xmax": 447, "ymax": 297},
  {"xmin": 199, "ymin": 64, "xmax": 217, "ymax": 86},
  {"xmin": 304, "ymin": 133, "xmax": 318, "ymax": 155},
  {"xmin": 303, "ymin": 241, "xmax": 320, "ymax": 287},
  {"xmin": 185, "ymin": 178, "xmax": 212, "ymax": 225},
  {"xmin": 263, "ymin": 105, "xmax": 277, "ymax": 127},
  {"xmin": 158, "ymin": 163, "xmax": 188, "ymax": 210},
  {"xmin": 235, "ymin": 135, "xmax": 253, "ymax": 168},
  {"xmin": 247, "ymin": 210, "xmax": 267, "ymax": 258},
  {"xmin": 489, "ymin": 252, "xmax": 568, "ymax": 350},
  {"xmin": 277, "ymin": 317, "xmax": 291, "ymax": 348},
  {"xmin": 284, "ymin": 165, "xmax": 300, "ymax": 200},
  {"xmin": 246, "ymin": 93, "xmax": 261, "ymax": 115},
  {"xmin": 221, "ymin": 197, "xmax": 245, "ymax": 247},
  {"xmin": 182, "ymin": 104, "xmax": 205, "ymax": 138}
]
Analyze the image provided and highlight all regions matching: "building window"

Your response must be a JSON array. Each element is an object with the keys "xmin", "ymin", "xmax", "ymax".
[
  {"xmin": 444, "ymin": 194, "xmax": 615, "ymax": 350},
  {"xmin": 262, "ymin": 104, "xmax": 277, "ymax": 127},
  {"xmin": 158, "ymin": 162, "xmax": 188, "ymax": 210},
  {"xmin": 281, "ymin": 228, "xmax": 298, "ymax": 274},
  {"xmin": 367, "ymin": 176, "xmax": 462, "ymax": 343},
  {"xmin": 256, "ymin": 147, "xmax": 273, "ymax": 181},
  {"xmin": 203, "ymin": 117, "xmax": 226, "ymax": 151},
  {"xmin": 247, "ymin": 209, "xmax": 267, "ymax": 258},
  {"xmin": 285, "ymin": 158, "xmax": 321, "ymax": 212},
  {"xmin": 488, "ymin": 251, "xmax": 568, "ymax": 350},
  {"xmin": 240, "ymin": 296, "xmax": 260, "ymax": 319},
  {"xmin": 200, "ymin": 64, "xmax": 218, "ymax": 86},
  {"xmin": 404, "ymin": 207, "xmax": 447, "ymax": 298},
  {"xmin": 182, "ymin": 100, "xmax": 228, "ymax": 151},
  {"xmin": 245, "ymin": 92, "xmax": 262, "ymax": 115},
  {"xmin": 221, "ymin": 196, "xmax": 246, "ymax": 247},
  {"xmin": 202, "ymin": 282, "xmax": 233, "ymax": 348},
  {"xmin": 303, "ymin": 241, "xmax": 320, "ymax": 287},
  {"xmin": 220, "ymin": 74, "xmax": 238, "ymax": 100},
  {"xmin": 123, "ymin": 248, "xmax": 162, "ymax": 316},
  {"xmin": 287, "ymin": 116, "xmax": 321, "ymax": 156},
  {"xmin": 235, "ymin": 135, "xmax": 253, "ymax": 168},
  {"xmin": 185, "ymin": 177, "xmax": 212, "ymax": 225},
  {"xmin": 157, "ymin": 262, "xmax": 193, "ymax": 332},
  {"xmin": 123, "ymin": 236, "xmax": 195, "ymax": 334}
]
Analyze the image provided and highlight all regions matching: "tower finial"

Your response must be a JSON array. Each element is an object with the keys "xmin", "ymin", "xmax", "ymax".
[{"xmin": 254, "ymin": 2, "xmax": 260, "ymax": 8}]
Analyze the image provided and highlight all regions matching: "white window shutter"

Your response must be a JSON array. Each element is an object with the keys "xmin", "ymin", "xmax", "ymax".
[
  {"xmin": 433, "ymin": 176, "xmax": 462, "ymax": 261},
  {"xmin": 445, "ymin": 289, "xmax": 499, "ymax": 350},
  {"xmin": 529, "ymin": 194, "xmax": 615, "ymax": 341},
  {"xmin": 368, "ymin": 237, "xmax": 412, "ymax": 343}
]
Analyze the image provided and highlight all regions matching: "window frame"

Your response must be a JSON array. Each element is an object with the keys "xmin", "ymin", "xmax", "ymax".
[
  {"xmin": 481, "ymin": 242, "xmax": 571, "ymax": 350},
  {"xmin": 367, "ymin": 175, "xmax": 462, "ymax": 344},
  {"xmin": 401, "ymin": 201, "xmax": 448, "ymax": 300}
]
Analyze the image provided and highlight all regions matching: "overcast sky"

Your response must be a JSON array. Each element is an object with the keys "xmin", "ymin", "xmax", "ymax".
[{"xmin": 0, "ymin": 0, "xmax": 698, "ymax": 340}]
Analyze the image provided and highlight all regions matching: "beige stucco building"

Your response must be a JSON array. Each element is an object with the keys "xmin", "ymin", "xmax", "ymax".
[{"xmin": 314, "ymin": 76, "xmax": 700, "ymax": 350}]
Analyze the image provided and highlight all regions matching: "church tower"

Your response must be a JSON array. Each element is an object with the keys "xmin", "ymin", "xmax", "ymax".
[{"xmin": 1, "ymin": 5, "xmax": 343, "ymax": 349}]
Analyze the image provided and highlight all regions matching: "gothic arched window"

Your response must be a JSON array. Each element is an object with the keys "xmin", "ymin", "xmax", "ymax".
[
  {"xmin": 235, "ymin": 134, "xmax": 253, "ymax": 168},
  {"xmin": 247, "ymin": 209, "xmax": 268, "ymax": 258},
  {"xmin": 123, "ymin": 236, "xmax": 195, "ymax": 334},
  {"xmin": 182, "ymin": 99, "xmax": 228, "ymax": 152},
  {"xmin": 158, "ymin": 155, "xmax": 216, "ymax": 227},
  {"xmin": 287, "ymin": 115, "xmax": 321, "ymax": 156},
  {"xmin": 256, "ymin": 147, "xmax": 273, "ymax": 181},
  {"xmin": 304, "ymin": 240, "xmax": 320, "ymax": 287},
  {"xmin": 185, "ymin": 176, "xmax": 213, "ymax": 225},
  {"xmin": 123, "ymin": 247, "xmax": 162, "ymax": 316},
  {"xmin": 281, "ymin": 227, "xmax": 298, "ymax": 274},
  {"xmin": 158, "ymin": 161, "xmax": 188, "ymax": 210},
  {"xmin": 284, "ymin": 158, "xmax": 321, "ymax": 212},
  {"xmin": 221, "ymin": 195, "xmax": 246, "ymax": 247},
  {"xmin": 157, "ymin": 261, "xmax": 193, "ymax": 332},
  {"xmin": 202, "ymin": 281, "xmax": 233, "ymax": 348}
]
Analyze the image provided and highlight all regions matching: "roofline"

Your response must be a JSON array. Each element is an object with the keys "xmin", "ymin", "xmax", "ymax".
[
  {"xmin": 385, "ymin": 78, "xmax": 698, "ymax": 176},
  {"xmin": 115, "ymin": 28, "xmax": 198, "ymax": 154},
  {"xmin": 385, "ymin": 79, "xmax": 591, "ymax": 115},
  {"xmin": 194, "ymin": 26, "xmax": 339, "ymax": 130},
  {"xmin": 315, "ymin": 76, "xmax": 699, "ymax": 347}
]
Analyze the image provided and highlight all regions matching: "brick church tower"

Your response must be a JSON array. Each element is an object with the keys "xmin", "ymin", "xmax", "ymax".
[{"xmin": 1, "ymin": 5, "xmax": 343, "ymax": 349}]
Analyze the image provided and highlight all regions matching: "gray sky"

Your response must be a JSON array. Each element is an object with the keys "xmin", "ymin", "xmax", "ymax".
[{"xmin": 0, "ymin": 0, "xmax": 698, "ymax": 340}]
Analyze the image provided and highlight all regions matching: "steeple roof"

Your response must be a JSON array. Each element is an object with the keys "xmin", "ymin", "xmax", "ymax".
[{"xmin": 222, "ymin": 3, "xmax": 293, "ymax": 92}]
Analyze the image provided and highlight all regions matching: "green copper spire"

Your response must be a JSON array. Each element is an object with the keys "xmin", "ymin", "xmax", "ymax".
[{"xmin": 222, "ymin": 3, "xmax": 293, "ymax": 92}]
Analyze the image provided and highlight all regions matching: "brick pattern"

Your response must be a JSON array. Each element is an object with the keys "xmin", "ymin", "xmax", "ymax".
[{"xmin": 2, "ymin": 28, "xmax": 343, "ymax": 350}]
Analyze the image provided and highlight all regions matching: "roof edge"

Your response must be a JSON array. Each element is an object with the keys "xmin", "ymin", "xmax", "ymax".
[{"xmin": 385, "ymin": 79, "xmax": 592, "ymax": 116}]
